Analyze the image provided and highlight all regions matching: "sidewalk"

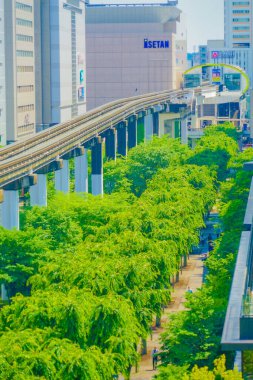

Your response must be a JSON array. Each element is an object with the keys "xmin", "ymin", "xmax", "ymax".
[{"xmin": 129, "ymin": 253, "xmax": 205, "ymax": 380}]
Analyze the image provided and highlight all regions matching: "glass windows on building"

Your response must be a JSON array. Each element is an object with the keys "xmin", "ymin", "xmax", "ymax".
[
  {"xmin": 17, "ymin": 66, "xmax": 33, "ymax": 72},
  {"xmin": 233, "ymin": 17, "xmax": 250, "ymax": 21},
  {"xmin": 16, "ymin": 50, "xmax": 33, "ymax": 57},
  {"xmin": 17, "ymin": 85, "xmax": 34, "ymax": 92},
  {"xmin": 16, "ymin": 34, "xmax": 33, "ymax": 42},
  {"xmin": 16, "ymin": 2, "xmax": 32, "ymax": 12},
  {"xmin": 16, "ymin": 18, "xmax": 32, "ymax": 27}
]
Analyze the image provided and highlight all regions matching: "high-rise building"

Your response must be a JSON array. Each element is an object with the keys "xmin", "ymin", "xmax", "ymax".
[
  {"xmin": 224, "ymin": 0, "xmax": 253, "ymax": 49},
  {"xmin": 86, "ymin": 1, "xmax": 187, "ymax": 110},
  {"xmin": 36, "ymin": 0, "xmax": 86, "ymax": 128},
  {"xmin": 4, "ymin": 0, "xmax": 36, "ymax": 143},
  {"xmin": 0, "ymin": 2, "xmax": 6, "ymax": 146}
]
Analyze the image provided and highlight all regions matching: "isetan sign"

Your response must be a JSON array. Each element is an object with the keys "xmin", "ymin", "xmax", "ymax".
[{"xmin": 144, "ymin": 38, "xmax": 169, "ymax": 49}]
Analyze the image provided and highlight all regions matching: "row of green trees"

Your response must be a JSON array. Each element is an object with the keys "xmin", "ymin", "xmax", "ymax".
[
  {"xmin": 155, "ymin": 126, "xmax": 253, "ymax": 379},
  {"xmin": 0, "ymin": 126, "xmax": 241, "ymax": 378}
]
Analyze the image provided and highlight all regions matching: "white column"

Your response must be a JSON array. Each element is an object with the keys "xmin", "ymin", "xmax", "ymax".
[
  {"xmin": 75, "ymin": 150, "xmax": 88, "ymax": 193},
  {"xmin": 92, "ymin": 175, "xmax": 103, "ymax": 196},
  {"xmin": 181, "ymin": 118, "xmax": 188, "ymax": 145},
  {"xmin": 30, "ymin": 174, "xmax": 47, "ymax": 207},
  {"xmin": 144, "ymin": 113, "xmax": 153, "ymax": 141},
  {"xmin": 1, "ymin": 284, "xmax": 8, "ymax": 301},
  {"xmin": 55, "ymin": 160, "xmax": 69, "ymax": 193},
  {"xmin": 1, "ymin": 190, "xmax": 19, "ymax": 230}
]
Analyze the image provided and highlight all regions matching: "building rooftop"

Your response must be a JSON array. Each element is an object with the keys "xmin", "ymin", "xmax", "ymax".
[{"xmin": 86, "ymin": 3, "xmax": 181, "ymax": 23}]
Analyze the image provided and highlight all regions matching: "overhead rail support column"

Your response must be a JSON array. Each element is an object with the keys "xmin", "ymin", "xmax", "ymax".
[
  {"xmin": 31, "ymin": 159, "xmax": 63, "ymax": 206},
  {"xmin": 105, "ymin": 128, "xmax": 116, "ymax": 161},
  {"xmin": 181, "ymin": 118, "xmax": 188, "ymax": 145},
  {"xmin": 30, "ymin": 174, "xmax": 47, "ymax": 207},
  {"xmin": 117, "ymin": 120, "xmax": 128, "ymax": 156},
  {"xmin": 75, "ymin": 147, "xmax": 88, "ymax": 193},
  {"xmin": 55, "ymin": 160, "xmax": 70, "ymax": 193},
  {"xmin": 128, "ymin": 115, "xmax": 138, "ymax": 149},
  {"xmin": 91, "ymin": 136, "xmax": 103, "ymax": 196},
  {"xmin": 1, "ymin": 175, "xmax": 37, "ymax": 230},
  {"xmin": 144, "ymin": 111, "xmax": 154, "ymax": 141}
]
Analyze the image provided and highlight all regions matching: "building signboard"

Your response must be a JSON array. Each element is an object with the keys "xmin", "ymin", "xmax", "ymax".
[
  {"xmin": 211, "ymin": 51, "xmax": 235, "ymax": 59},
  {"xmin": 212, "ymin": 68, "xmax": 221, "ymax": 83},
  {"xmin": 144, "ymin": 38, "xmax": 169, "ymax": 49},
  {"xmin": 224, "ymin": 73, "xmax": 241, "ymax": 91},
  {"xmin": 184, "ymin": 74, "xmax": 201, "ymax": 88}
]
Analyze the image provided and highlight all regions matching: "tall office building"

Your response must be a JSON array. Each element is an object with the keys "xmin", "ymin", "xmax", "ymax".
[
  {"xmin": 0, "ymin": 2, "xmax": 6, "ymax": 146},
  {"xmin": 224, "ymin": 0, "xmax": 253, "ymax": 48},
  {"xmin": 36, "ymin": 0, "xmax": 86, "ymax": 127},
  {"xmin": 4, "ymin": 0, "xmax": 36, "ymax": 143}
]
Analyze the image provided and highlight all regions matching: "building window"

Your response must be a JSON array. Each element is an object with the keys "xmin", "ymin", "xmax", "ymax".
[
  {"xmin": 17, "ymin": 66, "xmax": 34, "ymax": 72},
  {"xmin": 233, "ymin": 34, "xmax": 250, "ymax": 38},
  {"xmin": 16, "ymin": 18, "xmax": 32, "ymax": 27},
  {"xmin": 17, "ymin": 104, "xmax": 34, "ymax": 112},
  {"xmin": 233, "ymin": 17, "xmax": 250, "ymax": 21},
  {"xmin": 232, "ymin": 9, "xmax": 250, "ymax": 13},
  {"xmin": 233, "ymin": 26, "xmax": 250, "ymax": 30},
  {"xmin": 16, "ymin": 34, "xmax": 33, "ymax": 42},
  {"xmin": 16, "ymin": 2, "xmax": 32, "ymax": 12},
  {"xmin": 17, "ymin": 85, "xmax": 34, "ymax": 92},
  {"xmin": 232, "ymin": 1, "xmax": 250, "ymax": 4},
  {"xmin": 16, "ymin": 50, "xmax": 33, "ymax": 57}
]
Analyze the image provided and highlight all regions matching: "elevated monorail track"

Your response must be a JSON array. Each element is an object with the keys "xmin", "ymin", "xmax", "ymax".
[{"xmin": 0, "ymin": 86, "xmax": 213, "ymax": 188}]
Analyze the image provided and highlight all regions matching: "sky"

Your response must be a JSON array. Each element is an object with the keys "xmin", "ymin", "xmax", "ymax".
[
  {"xmin": 88, "ymin": 0, "xmax": 224, "ymax": 52},
  {"xmin": 178, "ymin": 0, "xmax": 224, "ymax": 51}
]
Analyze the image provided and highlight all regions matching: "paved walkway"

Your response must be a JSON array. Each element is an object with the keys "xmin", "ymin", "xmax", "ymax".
[{"xmin": 129, "ymin": 252, "xmax": 206, "ymax": 380}]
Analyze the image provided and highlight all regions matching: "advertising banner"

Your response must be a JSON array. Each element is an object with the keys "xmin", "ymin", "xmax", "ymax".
[{"xmin": 212, "ymin": 68, "xmax": 221, "ymax": 84}]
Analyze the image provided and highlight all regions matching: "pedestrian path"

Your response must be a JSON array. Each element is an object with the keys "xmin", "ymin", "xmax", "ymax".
[{"xmin": 130, "ymin": 253, "xmax": 205, "ymax": 380}]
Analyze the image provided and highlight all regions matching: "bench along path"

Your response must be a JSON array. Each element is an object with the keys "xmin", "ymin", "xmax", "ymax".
[{"xmin": 129, "ymin": 252, "xmax": 206, "ymax": 380}]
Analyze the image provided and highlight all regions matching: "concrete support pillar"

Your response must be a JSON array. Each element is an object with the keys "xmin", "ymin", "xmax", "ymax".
[
  {"xmin": 1, "ymin": 190, "xmax": 19, "ymax": 230},
  {"xmin": 117, "ymin": 121, "xmax": 128, "ymax": 156},
  {"xmin": 1, "ymin": 284, "xmax": 8, "ymax": 301},
  {"xmin": 55, "ymin": 160, "xmax": 69, "ymax": 193},
  {"xmin": 181, "ymin": 118, "xmax": 188, "ymax": 145},
  {"xmin": 128, "ymin": 116, "xmax": 137, "ymax": 149},
  {"xmin": 30, "ymin": 174, "xmax": 47, "ymax": 207},
  {"xmin": 91, "ymin": 137, "xmax": 103, "ymax": 196},
  {"xmin": 75, "ymin": 149, "xmax": 88, "ymax": 193},
  {"xmin": 153, "ymin": 112, "xmax": 160, "ymax": 136},
  {"xmin": 144, "ymin": 113, "xmax": 153, "ymax": 141},
  {"xmin": 105, "ymin": 128, "xmax": 116, "ymax": 160}
]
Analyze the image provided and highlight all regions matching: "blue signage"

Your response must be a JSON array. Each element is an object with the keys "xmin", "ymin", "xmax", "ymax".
[
  {"xmin": 80, "ymin": 69, "xmax": 84, "ymax": 84},
  {"xmin": 144, "ymin": 38, "xmax": 169, "ymax": 49}
]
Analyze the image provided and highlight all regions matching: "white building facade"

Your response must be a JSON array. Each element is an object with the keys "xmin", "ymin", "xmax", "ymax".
[
  {"xmin": 86, "ymin": 3, "xmax": 187, "ymax": 110},
  {"xmin": 0, "ymin": 2, "xmax": 6, "ymax": 145},
  {"xmin": 224, "ymin": 0, "xmax": 252, "ymax": 49},
  {"xmin": 4, "ymin": 0, "xmax": 36, "ymax": 143},
  {"xmin": 36, "ymin": 0, "xmax": 86, "ymax": 127}
]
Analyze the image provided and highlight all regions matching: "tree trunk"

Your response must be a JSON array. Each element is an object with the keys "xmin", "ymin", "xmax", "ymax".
[
  {"xmin": 176, "ymin": 271, "xmax": 179, "ymax": 282},
  {"xmin": 184, "ymin": 254, "xmax": 187, "ymax": 267},
  {"xmin": 156, "ymin": 315, "xmax": 161, "ymax": 328},
  {"xmin": 141, "ymin": 338, "xmax": 147, "ymax": 355}
]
